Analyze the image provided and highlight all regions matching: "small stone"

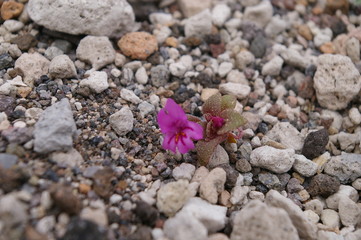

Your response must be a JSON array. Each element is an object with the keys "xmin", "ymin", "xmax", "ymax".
[
  {"xmin": 118, "ymin": 32, "xmax": 158, "ymax": 60},
  {"xmin": 44, "ymin": 46, "xmax": 64, "ymax": 60},
  {"xmin": 304, "ymin": 199, "xmax": 324, "ymax": 216},
  {"xmin": 250, "ymin": 33, "xmax": 267, "ymax": 58},
  {"xmin": 184, "ymin": 10, "xmax": 212, "ymax": 37},
  {"xmin": 150, "ymin": 65, "xmax": 169, "ymax": 87},
  {"xmin": 134, "ymin": 201, "xmax": 159, "ymax": 227},
  {"xmin": 1, "ymin": 1, "xmax": 24, "ymax": 20},
  {"xmin": 292, "ymin": 154, "xmax": 318, "ymax": 177},
  {"xmin": 0, "ymin": 53, "xmax": 14, "ymax": 70},
  {"xmin": 80, "ymin": 207, "xmax": 108, "ymax": 227},
  {"xmin": 36, "ymin": 215, "xmax": 56, "ymax": 234},
  {"xmin": 244, "ymin": 1, "xmax": 273, "ymax": 28},
  {"xmin": 14, "ymin": 52, "xmax": 50, "ymax": 87},
  {"xmin": 49, "ymin": 148, "xmax": 83, "ymax": 168},
  {"xmin": 235, "ymin": 158, "xmax": 252, "ymax": 173},
  {"xmin": 320, "ymin": 209, "xmax": 340, "ymax": 228},
  {"xmin": 346, "ymin": 37, "xmax": 360, "ymax": 63},
  {"xmin": 50, "ymin": 185, "xmax": 82, "ymax": 215},
  {"xmin": 76, "ymin": 36, "xmax": 115, "ymax": 70},
  {"xmin": 338, "ymin": 196, "xmax": 361, "ymax": 227},
  {"xmin": 135, "ymin": 67, "xmax": 148, "ymax": 85},
  {"xmin": 172, "ymin": 163, "xmax": 196, "ymax": 181},
  {"xmin": 230, "ymin": 186, "xmax": 249, "ymax": 205},
  {"xmin": 219, "ymin": 82, "xmax": 251, "ymax": 100},
  {"xmin": 191, "ymin": 166, "xmax": 209, "ymax": 183},
  {"xmin": 3, "ymin": 20, "xmax": 24, "ymax": 32},
  {"xmin": 199, "ymin": 168, "xmax": 226, "ymax": 204},
  {"xmin": 156, "ymin": 179, "xmax": 191, "ymax": 217},
  {"xmin": 349, "ymin": 107, "xmax": 361, "ymax": 125},
  {"xmin": 352, "ymin": 178, "xmax": 361, "ymax": 190},
  {"xmin": 211, "ymin": 4, "xmax": 231, "ymax": 27},
  {"xmin": 280, "ymin": 49, "xmax": 308, "ymax": 69},
  {"xmin": 79, "ymin": 71, "xmax": 109, "ymax": 93},
  {"xmin": 138, "ymin": 101, "xmax": 155, "ymax": 118},
  {"xmin": 109, "ymin": 107, "xmax": 134, "ymax": 136},
  {"xmin": 266, "ymin": 122, "xmax": 304, "ymax": 151},
  {"xmin": 0, "ymin": 153, "xmax": 18, "ymax": 169},
  {"xmin": 307, "ymin": 174, "xmax": 340, "ymax": 198},
  {"xmin": 324, "ymin": 0, "xmax": 349, "ymax": 15},
  {"xmin": 208, "ymin": 233, "xmax": 229, "ymax": 240},
  {"xmin": 265, "ymin": 15, "xmax": 287, "ymax": 38},
  {"xmin": 120, "ymin": 88, "xmax": 141, "ymax": 104},
  {"xmin": 319, "ymin": 42, "xmax": 335, "ymax": 54},
  {"xmin": 298, "ymin": 24, "xmax": 313, "ymax": 40},
  {"xmin": 33, "ymin": 99, "xmax": 77, "ymax": 154},
  {"xmin": 236, "ymin": 51, "xmax": 254, "ymax": 70},
  {"xmin": 302, "ymin": 129, "xmax": 329, "ymax": 159},
  {"xmin": 49, "ymin": 55, "xmax": 77, "ymax": 79},
  {"xmin": 10, "ymin": 34, "xmax": 38, "ymax": 51},
  {"xmin": 304, "ymin": 210, "xmax": 320, "ymax": 224},
  {"xmin": 178, "ymin": 0, "xmax": 211, "ymax": 17},
  {"xmin": 217, "ymin": 62, "xmax": 233, "ymax": 78},
  {"xmin": 324, "ymin": 153, "xmax": 361, "ymax": 183},
  {"xmin": 262, "ymin": 55, "xmax": 284, "ymax": 76},
  {"xmin": 61, "ymin": 218, "xmax": 105, "ymax": 240},
  {"xmin": 52, "ymin": 40, "xmax": 72, "ymax": 53},
  {"xmin": 208, "ymin": 145, "xmax": 229, "ymax": 169},
  {"xmin": 325, "ymin": 185, "xmax": 359, "ymax": 210},
  {"xmin": 258, "ymin": 172, "xmax": 281, "ymax": 189}
]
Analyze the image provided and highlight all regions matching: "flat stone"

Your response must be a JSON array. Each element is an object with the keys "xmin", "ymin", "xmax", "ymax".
[
  {"xmin": 302, "ymin": 129, "xmax": 329, "ymax": 159},
  {"xmin": 109, "ymin": 107, "xmax": 134, "ymax": 136},
  {"xmin": 292, "ymin": 154, "xmax": 318, "ymax": 177},
  {"xmin": 320, "ymin": 209, "xmax": 340, "ymax": 228},
  {"xmin": 266, "ymin": 122, "xmax": 304, "ymax": 151},
  {"xmin": 118, "ymin": 32, "xmax": 158, "ymax": 60}
]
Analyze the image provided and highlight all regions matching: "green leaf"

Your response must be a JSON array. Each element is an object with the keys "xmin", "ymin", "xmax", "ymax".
[
  {"xmin": 217, "ymin": 110, "xmax": 247, "ymax": 135},
  {"xmin": 221, "ymin": 95, "xmax": 236, "ymax": 111},
  {"xmin": 196, "ymin": 136, "xmax": 225, "ymax": 166},
  {"xmin": 202, "ymin": 93, "xmax": 221, "ymax": 116}
]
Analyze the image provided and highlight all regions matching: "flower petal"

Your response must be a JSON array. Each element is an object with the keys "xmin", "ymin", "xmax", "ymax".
[
  {"xmin": 157, "ymin": 109, "xmax": 175, "ymax": 133},
  {"xmin": 162, "ymin": 133, "xmax": 177, "ymax": 153},
  {"xmin": 184, "ymin": 121, "xmax": 204, "ymax": 140},
  {"xmin": 164, "ymin": 98, "xmax": 187, "ymax": 121},
  {"xmin": 177, "ymin": 135, "xmax": 195, "ymax": 154}
]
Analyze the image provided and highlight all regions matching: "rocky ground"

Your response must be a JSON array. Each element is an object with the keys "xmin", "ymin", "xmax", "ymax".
[{"xmin": 0, "ymin": 0, "xmax": 361, "ymax": 239}]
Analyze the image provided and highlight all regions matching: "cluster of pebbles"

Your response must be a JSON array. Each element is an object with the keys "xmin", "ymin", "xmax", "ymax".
[{"xmin": 0, "ymin": 0, "xmax": 361, "ymax": 239}]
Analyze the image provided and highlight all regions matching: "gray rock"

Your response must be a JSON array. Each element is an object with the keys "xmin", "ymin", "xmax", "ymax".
[
  {"xmin": 262, "ymin": 55, "xmax": 284, "ymax": 76},
  {"xmin": 49, "ymin": 148, "xmax": 83, "ymax": 168},
  {"xmin": 44, "ymin": 46, "xmax": 64, "ymax": 60},
  {"xmin": 0, "ymin": 153, "xmax": 18, "ymax": 169},
  {"xmin": 199, "ymin": 168, "xmax": 226, "ymax": 204},
  {"xmin": 346, "ymin": 37, "xmax": 360, "ymax": 63},
  {"xmin": 250, "ymin": 146, "xmax": 295, "ymax": 174},
  {"xmin": 230, "ymin": 200, "xmax": 299, "ymax": 240},
  {"xmin": 172, "ymin": 163, "xmax": 196, "ymax": 181},
  {"xmin": 120, "ymin": 88, "xmax": 141, "ymax": 104},
  {"xmin": 208, "ymin": 145, "xmax": 229, "ymax": 168},
  {"xmin": 338, "ymin": 196, "xmax": 361, "ymax": 227},
  {"xmin": 80, "ymin": 71, "xmax": 109, "ymax": 93},
  {"xmin": 184, "ymin": 10, "xmax": 212, "ymax": 37},
  {"xmin": 219, "ymin": 82, "xmax": 251, "ymax": 100},
  {"xmin": 230, "ymin": 186, "xmax": 250, "ymax": 205},
  {"xmin": 304, "ymin": 199, "xmax": 324, "ymax": 216},
  {"xmin": 51, "ymin": 40, "xmax": 72, "ymax": 54},
  {"xmin": 27, "ymin": 0, "xmax": 136, "ymax": 37},
  {"xmin": 326, "ymin": 185, "xmax": 359, "ymax": 210},
  {"xmin": 14, "ymin": 52, "xmax": 50, "ymax": 87},
  {"xmin": 265, "ymin": 190, "xmax": 317, "ymax": 240},
  {"xmin": 36, "ymin": 215, "xmax": 56, "ymax": 234},
  {"xmin": 320, "ymin": 209, "xmax": 340, "ymax": 228},
  {"xmin": 76, "ymin": 36, "xmax": 115, "ymax": 70},
  {"xmin": 150, "ymin": 65, "xmax": 169, "ymax": 87},
  {"xmin": 34, "ymin": 99, "xmax": 77, "ymax": 154},
  {"xmin": 314, "ymin": 54, "xmax": 361, "ymax": 110},
  {"xmin": 0, "ymin": 53, "xmax": 14, "ymax": 70},
  {"xmin": 324, "ymin": 153, "xmax": 361, "ymax": 183},
  {"xmin": 244, "ymin": 1, "xmax": 273, "ymax": 28},
  {"xmin": 281, "ymin": 49, "xmax": 308, "ymax": 69},
  {"xmin": 3, "ymin": 20, "xmax": 24, "ymax": 32},
  {"xmin": 109, "ymin": 107, "xmax": 134, "ymax": 136},
  {"xmin": 258, "ymin": 172, "xmax": 281, "ymax": 189},
  {"xmin": 138, "ymin": 101, "xmax": 155, "ymax": 118},
  {"xmin": 49, "ymin": 54, "xmax": 77, "ymax": 79},
  {"xmin": 266, "ymin": 122, "xmax": 304, "ymax": 151},
  {"xmin": 292, "ymin": 154, "xmax": 318, "ymax": 177}
]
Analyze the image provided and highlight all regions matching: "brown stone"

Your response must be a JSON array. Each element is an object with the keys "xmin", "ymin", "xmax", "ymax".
[
  {"xmin": 286, "ymin": 96, "xmax": 298, "ymax": 108},
  {"xmin": 324, "ymin": 0, "xmax": 349, "ymax": 15},
  {"xmin": 92, "ymin": 167, "xmax": 115, "ymax": 199},
  {"xmin": 298, "ymin": 76, "xmax": 315, "ymax": 99},
  {"xmin": 78, "ymin": 183, "xmax": 91, "ymax": 194},
  {"xmin": 298, "ymin": 24, "xmax": 313, "ymax": 41},
  {"xmin": 165, "ymin": 37, "xmax": 178, "ymax": 47},
  {"xmin": 307, "ymin": 174, "xmax": 340, "ymax": 198},
  {"xmin": 0, "ymin": 167, "xmax": 29, "ymax": 193},
  {"xmin": 312, "ymin": 6, "xmax": 323, "ymax": 15},
  {"xmin": 50, "ymin": 184, "xmax": 82, "ymax": 215},
  {"xmin": 0, "ymin": 0, "xmax": 24, "ymax": 20},
  {"xmin": 10, "ymin": 34, "xmax": 38, "ymax": 51},
  {"xmin": 17, "ymin": 86, "xmax": 32, "ymax": 98},
  {"xmin": 118, "ymin": 32, "xmax": 158, "ymax": 60},
  {"xmin": 183, "ymin": 36, "xmax": 202, "ymax": 47},
  {"xmin": 319, "ymin": 42, "xmax": 335, "ymax": 54},
  {"xmin": 209, "ymin": 43, "xmax": 225, "ymax": 58}
]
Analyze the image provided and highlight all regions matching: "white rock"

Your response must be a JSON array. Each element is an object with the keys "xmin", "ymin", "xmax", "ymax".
[
  {"xmin": 352, "ymin": 178, "xmax": 361, "ymax": 190},
  {"xmin": 217, "ymin": 62, "xmax": 233, "ymax": 78},
  {"xmin": 338, "ymin": 196, "xmax": 361, "ymax": 227},
  {"xmin": 320, "ymin": 209, "xmax": 340, "ymax": 228},
  {"xmin": 265, "ymin": 190, "xmax": 317, "ymax": 240},
  {"xmin": 226, "ymin": 70, "xmax": 248, "ymax": 85},
  {"xmin": 326, "ymin": 185, "xmax": 359, "ymax": 210},
  {"xmin": 3, "ymin": 20, "xmax": 24, "ymax": 32},
  {"xmin": 304, "ymin": 210, "xmax": 320, "ymax": 224},
  {"xmin": 49, "ymin": 148, "xmax": 83, "ymax": 168},
  {"xmin": 80, "ymin": 207, "xmax": 108, "ymax": 227},
  {"xmin": 149, "ymin": 13, "xmax": 174, "ymax": 26},
  {"xmin": 76, "ymin": 36, "xmax": 115, "ymax": 70},
  {"xmin": 138, "ymin": 101, "xmax": 155, "ymax": 118},
  {"xmin": 109, "ymin": 107, "xmax": 134, "ymax": 136},
  {"xmin": 0, "ymin": 193, "xmax": 28, "ymax": 230},
  {"xmin": 169, "ymin": 62, "xmax": 188, "ymax": 77},
  {"xmin": 236, "ymin": 50, "xmax": 255, "ymax": 70},
  {"xmin": 230, "ymin": 186, "xmax": 249, "ymax": 205},
  {"xmin": 177, "ymin": 0, "xmax": 211, "ymax": 18},
  {"xmin": 184, "ymin": 10, "xmax": 212, "ymax": 37},
  {"xmin": 181, "ymin": 197, "xmax": 227, "ymax": 233},
  {"xmin": 324, "ymin": 153, "xmax": 361, "ymax": 183},
  {"xmin": 80, "ymin": 71, "xmax": 109, "ymax": 93},
  {"xmin": 36, "ymin": 215, "xmax": 56, "ymax": 234},
  {"xmin": 219, "ymin": 82, "xmax": 251, "ymax": 100},
  {"xmin": 199, "ymin": 168, "xmax": 226, "ymax": 204},
  {"xmin": 349, "ymin": 107, "xmax": 361, "ymax": 125},
  {"xmin": 314, "ymin": 54, "xmax": 361, "ymax": 110},
  {"xmin": 172, "ymin": 163, "xmax": 196, "ymax": 181},
  {"xmin": 262, "ymin": 55, "xmax": 284, "ymax": 76},
  {"xmin": 211, "ymin": 4, "xmax": 231, "ymax": 27},
  {"xmin": 244, "ymin": 1, "xmax": 273, "ymax": 27},
  {"xmin": 14, "ymin": 52, "xmax": 50, "ymax": 87},
  {"xmin": 49, "ymin": 55, "xmax": 77, "ymax": 79},
  {"xmin": 318, "ymin": 231, "xmax": 344, "ymax": 240},
  {"xmin": 115, "ymin": 53, "xmax": 126, "ymax": 67},
  {"xmin": 313, "ymin": 28, "xmax": 332, "ymax": 47},
  {"xmin": 265, "ymin": 15, "xmax": 287, "ymax": 37},
  {"xmin": 27, "ymin": 0, "xmax": 136, "ymax": 37},
  {"xmin": 304, "ymin": 199, "xmax": 324, "ymax": 216},
  {"xmin": 135, "ymin": 67, "xmax": 148, "ymax": 85},
  {"xmin": 293, "ymin": 154, "xmax": 318, "ymax": 177},
  {"xmin": 250, "ymin": 146, "xmax": 295, "ymax": 173},
  {"xmin": 281, "ymin": 48, "xmax": 308, "ymax": 69},
  {"xmin": 120, "ymin": 88, "xmax": 141, "ymax": 104},
  {"xmin": 346, "ymin": 37, "xmax": 360, "ymax": 63},
  {"xmin": 266, "ymin": 122, "xmax": 304, "ymax": 151}
]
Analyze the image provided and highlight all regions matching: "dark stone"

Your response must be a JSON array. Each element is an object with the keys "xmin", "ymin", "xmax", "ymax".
[
  {"xmin": 150, "ymin": 65, "xmax": 169, "ymax": 87},
  {"xmin": 280, "ymin": 65, "xmax": 295, "ymax": 79},
  {"xmin": 10, "ymin": 34, "xmax": 38, "ymax": 51},
  {"xmin": 0, "ymin": 95, "xmax": 15, "ymax": 116},
  {"xmin": 173, "ymin": 86, "xmax": 196, "ymax": 104},
  {"xmin": 305, "ymin": 64, "xmax": 317, "ymax": 77},
  {"xmin": 0, "ymin": 153, "xmax": 18, "ymax": 169},
  {"xmin": 257, "ymin": 122, "xmax": 268, "ymax": 134},
  {"xmin": 128, "ymin": 0, "xmax": 158, "ymax": 21},
  {"xmin": 60, "ymin": 217, "xmax": 105, "ymax": 240},
  {"xmin": 218, "ymin": 163, "xmax": 239, "ymax": 188},
  {"xmin": 235, "ymin": 158, "xmax": 252, "ymax": 173},
  {"xmin": 0, "ymin": 53, "xmax": 14, "ymax": 70},
  {"xmin": 330, "ymin": 17, "xmax": 347, "ymax": 36},
  {"xmin": 209, "ymin": 43, "xmax": 225, "ymax": 58},
  {"xmin": 192, "ymin": 72, "xmax": 214, "ymax": 86},
  {"xmin": 250, "ymin": 33, "xmax": 267, "ymax": 58},
  {"xmin": 134, "ymin": 201, "xmax": 159, "ymax": 227},
  {"xmin": 240, "ymin": 22, "xmax": 262, "ymax": 42},
  {"xmin": 204, "ymin": 34, "xmax": 222, "ymax": 44},
  {"xmin": 302, "ymin": 128, "xmax": 329, "ymax": 159},
  {"xmin": 298, "ymin": 76, "xmax": 315, "ymax": 99},
  {"xmin": 92, "ymin": 167, "xmax": 115, "ymax": 199},
  {"xmin": 306, "ymin": 174, "xmax": 340, "ymax": 198},
  {"xmin": 258, "ymin": 172, "xmax": 281, "ymax": 189},
  {"xmin": 129, "ymin": 225, "xmax": 152, "ymax": 240},
  {"xmin": 183, "ymin": 36, "xmax": 202, "ymax": 47},
  {"xmin": 50, "ymin": 184, "xmax": 82, "ymax": 215},
  {"xmin": 277, "ymin": 173, "xmax": 291, "ymax": 190},
  {"xmin": 0, "ymin": 167, "xmax": 29, "ymax": 193},
  {"xmin": 286, "ymin": 178, "xmax": 304, "ymax": 193}
]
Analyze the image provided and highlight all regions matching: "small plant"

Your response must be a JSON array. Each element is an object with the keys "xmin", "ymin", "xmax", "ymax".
[{"xmin": 157, "ymin": 93, "xmax": 246, "ymax": 165}]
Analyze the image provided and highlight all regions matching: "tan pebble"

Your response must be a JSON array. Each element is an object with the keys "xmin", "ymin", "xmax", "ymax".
[
  {"xmin": 78, "ymin": 183, "xmax": 91, "ymax": 194},
  {"xmin": 219, "ymin": 190, "xmax": 231, "ymax": 207},
  {"xmin": 1, "ymin": 1, "xmax": 24, "ymax": 20},
  {"xmin": 312, "ymin": 6, "xmax": 323, "ymax": 15},
  {"xmin": 298, "ymin": 189, "xmax": 310, "ymax": 202},
  {"xmin": 165, "ymin": 37, "xmax": 178, "ymax": 47},
  {"xmin": 319, "ymin": 42, "xmax": 335, "ymax": 54},
  {"xmin": 298, "ymin": 24, "xmax": 313, "ymax": 41},
  {"xmin": 292, "ymin": 172, "xmax": 305, "ymax": 184},
  {"xmin": 286, "ymin": 96, "xmax": 298, "ymax": 108},
  {"xmin": 16, "ymin": 86, "xmax": 32, "ymax": 98},
  {"xmin": 117, "ymin": 32, "xmax": 158, "ymax": 60}
]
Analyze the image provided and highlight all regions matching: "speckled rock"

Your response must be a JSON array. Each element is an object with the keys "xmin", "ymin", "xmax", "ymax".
[
  {"xmin": 292, "ymin": 155, "xmax": 318, "ymax": 177},
  {"xmin": 184, "ymin": 10, "xmax": 212, "ymax": 37},
  {"xmin": 266, "ymin": 122, "xmax": 304, "ymax": 151},
  {"xmin": 324, "ymin": 153, "xmax": 361, "ymax": 183},
  {"xmin": 109, "ymin": 107, "xmax": 134, "ymax": 136},
  {"xmin": 326, "ymin": 185, "xmax": 359, "ymax": 210},
  {"xmin": 307, "ymin": 174, "xmax": 340, "ymax": 198},
  {"xmin": 1, "ymin": 1, "xmax": 24, "ymax": 20},
  {"xmin": 338, "ymin": 196, "xmax": 361, "ymax": 226},
  {"xmin": 118, "ymin": 32, "xmax": 158, "ymax": 60},
  {"xmin": 199, "ymin": 168, "xmax": 226, "ymax": 204},
  {"xmin": 302, "ymin": 129, "xmax": 329, "ymax": 160},
  {"xmin": 49, "ymin": 55, "xmax": 77, "ymax": 79}
]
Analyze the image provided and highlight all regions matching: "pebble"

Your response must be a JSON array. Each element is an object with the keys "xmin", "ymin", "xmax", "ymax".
[
  {"xmin": 219, "ymin": 82, "xmax": 251, "ymax": 100},
  {"xmin": 292, "ymin": 154, "xmax": 318, "ymax": 177},
  {"xmin": 0, "ymin": 153, "xmax": 18, "ymax": 169},
  {"xmin": 44, "ymin": 46, "xmax": 64, "ymax": 60},
  {"xmin": 109, "ymin": 107, "xmax": 134, "ymax": 136},
  {"xmin": 80, "ymin": 71, "xmax": 109, "ymax": 93},
  {"xmin": 280, "ymin": 49, "xmax": 308, "ymax": 69},
  {"xmin": 208, "ymin": 233, "xmax": 229, "ymax": 240},
  {"xmin": 325, "ymin": 185, "xmax": 359, "ymax": 210},
  {"xmin": 338, "ymin": 196, "xmax": 361, "ymax": 227},
  {"xmin": 304, "ymin": 199, "xmax": 324, "ymax": 216},
  {"xmin": 265, "ymin": 15, "xmax": 287, "ymax": 37},
  {"xmin": 199, "ymin": 168, "xmax": 226, "ymax": 204},
  {"xmin": 348, "ymin": 107, "xmax": 361, "ymax": 125},
  {"xmin": 262, "ymin": 55, "xmax": 284, "ymax": 76},
  {"xmin": 191, "ymin": 166, "xmax": 209, "ymax": 183},
  {"xmin": 304, "ymin": 210, "xmax": 320, "ymax": 225},
  {"xmin": 10, "ymin": 34, "xmax": 37, "ymax": 52},
  {"xmin": 27, "ymin": 0, "xmax": 135, "ymax": 37},
  {"xmin": 33, "ymin": 99, "xmax": 77, "ymax": 154},
  {"xmin": 208, "ymin": 145, "xmax": 229, "ymax": 169},
  {"xmin": 120, "ymin": 88, "xmax": 141, "ymax": 104},
  {"xmin": 118, "ymin": 32, "xmax": 158, "ymax": 60},
  {"xmin": 243, "ymin": 1, "xmax": 273, "ymax": 28},
  {"xmin": 150, "ymin": 65, "xmax": 169, "ymax": 87},
  {"xmin": 178, "ymin": 0, "xmax": 211, "ymax": 17},
  {"xmin": 324, "ymin": 153, "xmax": 361, "ymax": 183},
  {"xmin": 76, "ymin": 36, "xmax": 115, "ymax": 70},
  {"xmin": 265, "ymin": 190, "xmax": 317, "ymax": 240},
  {"xmin": 226, "ymin": 70, "xmax": 248, "ymax": 85},
  {"xmin": 230, "ymin": 186, "xmax": 250, "ymax": 205},
  {"xmin": 346, "ymin": 37, "xmax": 360, "ymax": 63},
  {"xmin": 135, "ymin": 67, "xmax": 148, "ymax": 85},
  {"xmin": 351, "ymin": 178, "xmax": 361, "ymax": 190},
  {"xmin": 320, "ymin": 209, "xmax": 340, "ymax": 228},
  {"xmin": 172, "ymin": 163, "xmax": 196, "ymax": 181},
  {"xmin": 36, "ymin": 215, "xmax": 56, "ymax": 234},
  {"xmin": 250, "ymin": 33, "xmax": 267, "ymax": 58},
  {"xmin": 14, "ymin": 52, "xmax": 50, "ymax": 87},
  {"xmin": 259, "ymin": 172, "xmax": 281, "ymax": 189},
  {"xmin": 236, "ymin": 50, "xmax": 255, "ymax": 70},
  {"xmin": 156, "ymin": 179, "xmax": 191, "ymax": 217},
  {"xmin": 184, "ymin": 10, "xmax": 212, "ymax": 37},
  {"xmin": 3, "ymin": 20, "xmax": 24, "ymax": 32},
  {"xmin": 49, "ymin": 54, "xmax": 77, "ymax": 79},
  {"xmin": 61, "ymin": 218, "xmax": 104, "ymax": 240},
  {"xmin": 138, "ymin": 101, "xmax": 155, "ymax": 118},
  {"xmin": 266, "ymin": 122, "xmax": 304, "ymax": 151},
  {"xmin": 211, "ymin": 4, "xmax": 231, "ymax": 27},
  {"xmin": 1, "ymin": 1, "xmax": 24, "ymax": 20},
  {"xmin": 314, "ymin": 54, "xmax": 361, "ymax": 110},
  {"xmin": 301, "ymin": 129, "xmax": 329, "ymax": 160},
  {"xmin": 80, "ymin": 207, "xmax": 108, "ymax": 227},
  {"xmin": 0, "ymin": 53, "xmax": 14, "ymax": 70},
  {"xmin": 49, "ymin": 148, "xmax": 84, "ymax": 168},
  {"xmin": 230, "ymin": 200, "xmax": 299, "ymax": 240},
  {"xmin": 217, "ymin": 62, "xmax": 233, "ymax": 78},
  {"xmin": 307, "ymin": 173, "xmax": 340, "ymax": 198},
  {"xmin": 235, "ymin": 158, "xmax": 252, "ymax": 173}
]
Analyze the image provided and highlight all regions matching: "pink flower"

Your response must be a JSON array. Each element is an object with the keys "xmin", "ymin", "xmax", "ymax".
[{"xmin": 157, "ymin": 99, "xmax": 203, "ymax": 154}]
